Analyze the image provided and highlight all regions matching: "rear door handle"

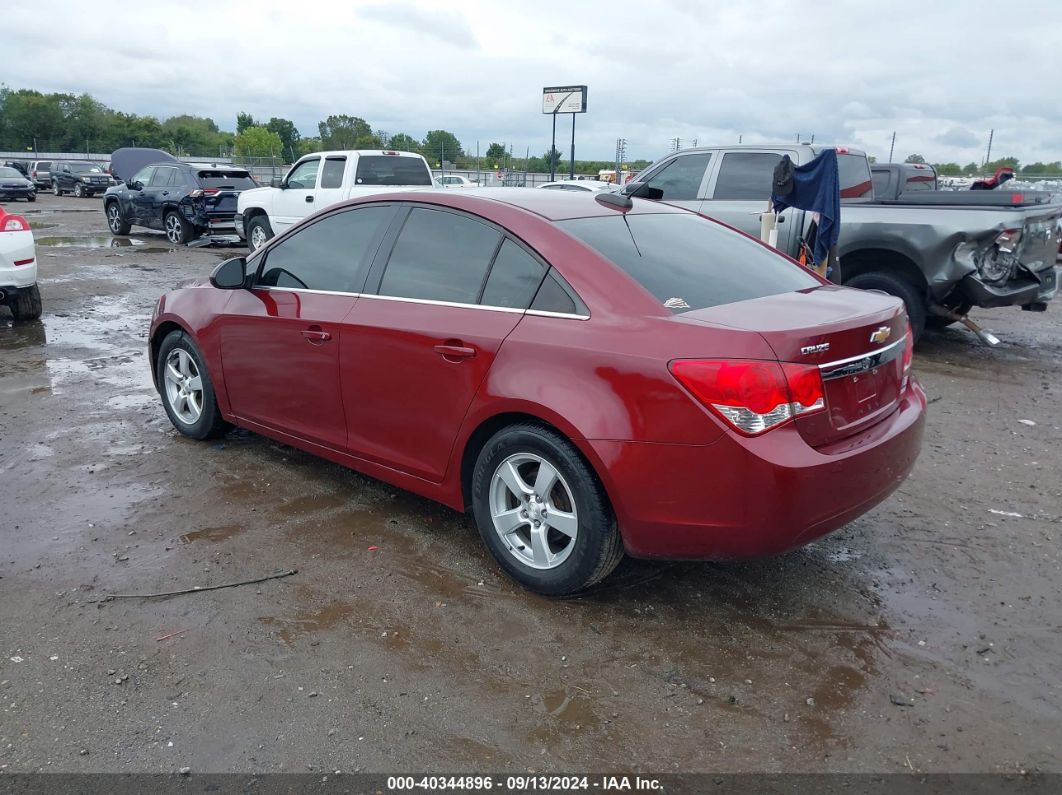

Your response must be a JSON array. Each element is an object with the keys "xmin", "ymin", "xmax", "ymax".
[
  {"xmin": 433, "ymin": 344, "xmax": 476, "ymax": 360},
  {"xmin": 305, "ymin": 195, "xmax": 314, "ymax": 203},
  {"xmin": 301, "ymin": 327, "xmax": 332, "ymax": 343}
]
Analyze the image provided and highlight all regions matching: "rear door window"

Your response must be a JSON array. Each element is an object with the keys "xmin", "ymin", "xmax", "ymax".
[
  {"xmin": 712, "ymin": 152, "xmax": 783, "ymax": 200},
  {"xmin": 257, "ymin": 206, "xmax": 393, "ymax": 292},
  {"xmin": 377, "ymin": 208, "xmax": 501, "ymax": 303},
  {"xmin": 150, "ymin": 167, "xmax": 177, "ymax": 187},
  {"xmin": 529, "ymin": 271, "xmax": 585, "ymax": 315},
  {"xmin": 480, "ymin": 239, "xmax": 546, "ymax": 309},
  {"xmin": 560, "ymin": 212, "xmax": 818, "ymax": 312},
  {"xmin": 872, "ymin": 170, "xmax": 891, "ymax": 198},
  {"xmin": 321, "ymin": 157, "xmax": 346, "ymax": 189}
]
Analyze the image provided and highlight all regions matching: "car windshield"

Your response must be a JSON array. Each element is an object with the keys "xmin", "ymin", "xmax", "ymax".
[
  {"xmin": 0, "ymin": 167, "xmax": 23, "ymax": 178},
  {"xmin": 70, "ymin": 163, "xmax": 103, "ymax": 173},
  {"xmin": 197, "ymin": 170, "xmax": 257, "ymax": 189},
  {"xmin": 559, "ymin": 212, "xmax": 820, "ymax": 313}
]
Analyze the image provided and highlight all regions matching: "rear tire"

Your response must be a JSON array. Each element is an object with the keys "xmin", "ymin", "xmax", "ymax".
[
  {"xmin": 52, "ymin": 181, "xmax": 61, "ymax": 196},
  {"xmin": 106, "ymin": 201, "xmax": 131, "ymax": 235},
  {"xmin": 156, "ymin": 330, "xmax": 230, "ymax": 440},
  {"xmin": 10, "ymin": 284, "xmax": 43, "ymax": 321},
  {"xmin": 845, "ymin": 270, "xmax": 926, "ymax": 341},
  {"xmin": 164, "ymin": 210, "xmax": 193, "ymax": 245},
  {"xmin": 247, "ymin": 215, "xmax": 274, "ymax": 250},
  {"xmin": 471, "ymin": 423, "xmax": 623, "ymax": 596}
]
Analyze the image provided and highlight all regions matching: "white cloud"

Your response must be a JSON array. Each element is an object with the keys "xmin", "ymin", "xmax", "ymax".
[{"xmin": 3, "ymin": 0, "xmax": 1060, "ymax": 165}]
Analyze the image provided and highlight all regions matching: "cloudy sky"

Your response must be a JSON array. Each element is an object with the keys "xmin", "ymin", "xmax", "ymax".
[{"xmin": 5, "ymin": 0, "xmax": 1060, "ymax": 165}]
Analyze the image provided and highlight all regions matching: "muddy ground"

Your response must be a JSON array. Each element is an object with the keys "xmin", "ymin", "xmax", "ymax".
[{"xmin": 0, "ymin": 194, "xmax": 1060, "ymax": 776}]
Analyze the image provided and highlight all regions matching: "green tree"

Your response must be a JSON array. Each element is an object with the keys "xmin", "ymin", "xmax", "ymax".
[
  {"xmin": 318, "ymin": 115, "xmax": 377, "ymax": 149},
  {"xmin": 542, "ymin": 146, "xmax": 562, "ymax": 173},
  {"xmin": 983, "ymin": 156, "xmax": 1020, "ymax": 173},
  {"xmin": 485, "ymin": 142, "xmax": 506, "ymax": 161},
  {"xmin": 935, "ymin": 162, "xmax": 963, "ymax": 176},
  {"xmin": 265, "ymin": 117, "xmax": 300, "ymax": 158},
  {"xmin": 387, "ymin": 133, "xmax": 420, "ymax": 154},
  {"xmin": 296, "ymin": 137, "xmax": 323, "ymax": 157},
  {"xmin": 422, "ymin": 129, "xmax": 464, "ymax": 164},
  {"xmin": 236, "ymin": 112, "xmax": 256, "ymax": 134},
  {"xmin": 234, "ymin": 126, "xmax": 283, "ymax": 157},
  {"xmin": 962, "ymin": 162, "xmax": 979, "ymax": 176},
  {"xmin": 162, "ymin": 114, "xmax": 225, "ymax": 156},
  {"xmin": 904, "ymin": 153, "xmax": 926, "ymax": 164},
  {"xmin": 1021, "ymin": 161, "xmax": 1062, "ymax": 175}
]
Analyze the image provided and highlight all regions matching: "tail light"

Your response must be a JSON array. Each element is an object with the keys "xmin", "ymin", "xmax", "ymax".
[
  {"xmin": 980, "ymin": 228, "xmax": 1021, "ymax": 283},
  {"xmin": 901, "ymin": 323, "xmax": 914, "ymax": 390},
  {"xmin": 2, "ymin": 214, "xmax": 29, "ymax": 232},
  {"xmin": 670, "ymin": 359, "xmax": 825, "ymax": 436},
  {"xmin": 189, "ymin": 188, "xmax": 220, "ymax": 198}
]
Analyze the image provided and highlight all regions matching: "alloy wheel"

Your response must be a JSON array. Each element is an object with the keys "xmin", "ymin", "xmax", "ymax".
[
  {"xmin": 249, "ymin": 224, "xmax": 267, "ymax": 249},
  {"xmin": 165, "ymin": 214, "xmax": 183, "ymax": 244},
  {"xmin": 489, "ymin": 453, "xmax": 579, "ymax": 570},
  {"xmin": 163, "ymin": 348, "xmax": 203, "ymax": 425},
  {"xmin": 108, "ymin": 205, "xmax": 122, "ymax": 232}
]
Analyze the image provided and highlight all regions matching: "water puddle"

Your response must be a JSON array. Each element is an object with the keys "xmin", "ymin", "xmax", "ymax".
[
  {"xmin": 180, "ymin": 524, "xmax": 245, "ymax": 544},
  {"xmin": 37, "ymin": 235, "xmax": 147, "ymax": 249},
  {"xmin": 29, "ymin": 221, "xmax": 57, "ymax": 230}
]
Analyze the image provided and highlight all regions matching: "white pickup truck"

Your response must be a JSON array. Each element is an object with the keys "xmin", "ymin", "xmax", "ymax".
[{"xmin": 235, "ymin": 150, "xmax": 434, "ymax": 249}]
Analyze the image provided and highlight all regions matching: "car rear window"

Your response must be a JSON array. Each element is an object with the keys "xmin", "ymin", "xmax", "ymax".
[
  {"xmin": 355, "ymin": 156, "xmax": 432, "ymax": 186},
  {"xmin": 837, "ymin": 153, "xmax": 873, "ymax": 199},
  {"xmin": 559, "ymin": 213, "xmax": 820, "ymax": 313},
  {"xmin": 197, "ymin": 170, "xmax": 257, "ymax": 189}
]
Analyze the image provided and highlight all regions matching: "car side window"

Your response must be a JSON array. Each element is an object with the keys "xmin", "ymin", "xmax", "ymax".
[
  {"xmin": 131, "ymin": 167, "xmax": 154, "ymax": 185},
  {"xmin": 257, "ymin": 206, "xmax": 392, "ymax": 292},
  {"xmin": 150, "ymin": 167, "xmax": 175, "ymax": 187},
  {"xmin": 480, "ymin": 238, "xmax": 546, "ymax": 309},
  {"xmin": 643, "ymin": 153, "xmax": 712, "ymax": 201},
  {"xmin": 286, "ymin": 158, "xmax": 320, "ymax": 189},
  {"xmin": 377, "ymin": 208, "xmax": 502, "ymax": 304},
  {"xmin": 320, "ymin": 157, "xmax": 346, "ymax": 189},
  {"xmin": 530, "ymin": 270, "xmax": 585, "ymax": 316},
  {"xmin": 712, "ymin": 152, "xmax": 783, "ymax": 200}
]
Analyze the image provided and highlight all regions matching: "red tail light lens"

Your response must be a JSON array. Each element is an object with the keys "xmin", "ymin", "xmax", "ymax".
[
  {"xmin": 670, "ymin": 359, "xmax": 825, "ymax": 436},
  {"xmin": 2, "ymin": 215, "xmax": 29, "ymax": 232},
  {"xmin": 901, "ymin": 323, "xmax": 914, "ymax": 389},
  {"xmin": 188, "ymin": 188, "xmax": 220, "ymax": 198}
]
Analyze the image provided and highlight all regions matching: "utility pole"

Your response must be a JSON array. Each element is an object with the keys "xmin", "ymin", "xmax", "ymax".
[
  {"xmin": 670, "ymin": 137, "xmax": 681, "ymax": 153},
  {"xmin": 984, "ymin": 129, "xmax": 994, "ymax": 167},
  {"xmin": 888, "ymin": 131, "xmax": 896, "ymax": 162},
  {"xmin": 738, "ymin": 134, "xmax": 742, "ymax": 144},
  {"xmin": 615, "ymin": 138, "xmax": 627, "ymax": 186}
]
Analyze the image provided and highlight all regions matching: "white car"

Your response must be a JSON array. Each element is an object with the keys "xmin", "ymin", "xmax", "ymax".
[
  {"xmin": 434, "ymin": 174, "xmax": 479, "ymax": 188},
  {"xmin": 0, "ymin": 207, "xmax": 41, "ymax": 321},
  {"xmin": 537, "ymin": 179, "xmax": 614, "ymax": 192}
]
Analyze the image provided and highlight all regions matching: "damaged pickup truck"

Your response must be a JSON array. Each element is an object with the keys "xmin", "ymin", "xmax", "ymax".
[{"xmin": 624, "ymin": 145, "xmax": 1062, "ymax": 341}]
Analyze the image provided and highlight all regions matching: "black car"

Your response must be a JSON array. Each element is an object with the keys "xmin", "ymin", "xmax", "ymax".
[
  {"xmin": 52, "ymin": 161, "xmax": 115, "ymax": 197},
  {"xmin": 2, "ymin": 160, "xmax": 30, "ymax": 177},
  {"xmin": 103, "ymin": 148, "xmax": 257, "ymax": 244},
  {"xmin": 0, "ymin": 166, "xmax": 37, "ymax": 201}
]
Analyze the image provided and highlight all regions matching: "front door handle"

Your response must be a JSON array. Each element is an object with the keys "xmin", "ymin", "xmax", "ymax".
[
  {"xmin": 433, "ymin": 343, "xmax": 476, "ymax": 360},
  {"xmin": 305, "ymin": 195, "xmax": 314, "ymax": 203},
  {"xmin": 301, "ymin": 327, "xmax": 332, "ymax": 344}
]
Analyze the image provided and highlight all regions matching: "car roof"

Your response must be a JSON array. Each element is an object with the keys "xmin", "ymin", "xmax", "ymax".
[
  {"xmin": 302, "ymin": 150, "xmax": 426, "ymax": 159},
  {"xmin": 345, "ymin": 187, "xmax": 688, "ymax": 221}
]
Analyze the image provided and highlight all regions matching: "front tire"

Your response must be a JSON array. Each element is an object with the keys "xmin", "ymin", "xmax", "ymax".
[
  {"xmin": 247, "ymin": 215, "xmax": 274, "ymax": 250},
  {"xmin": 74, "ymin": 183, "xmax": 85, "ymax": 198},
  {"xmin": 471, "ymin": 423, "xmax": 623, "ymax": 596},
  {"xmin": 156, "ymin": 330, "xmax": 230, "ymax": 440},
  {"xmin": 845, "ymin": 270, "xmax": 927, "ymax": 341},
  {"xmin": 106, "ymin": 201, "xmax": 131, "ymax": 235},
  {"xmin": 9, "ymin": 284, "xmax": 42, "ymax": 321},
  {"xmin": 164, "ymin": 210, "xmax": 193, "ymax": 245},
  {"xmin": 26, "ymin": 193, "xmax": 36, "ymax": 202}
]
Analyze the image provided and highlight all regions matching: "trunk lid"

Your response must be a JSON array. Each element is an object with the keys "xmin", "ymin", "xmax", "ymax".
[{"xmin": 682, "ymin": 285, "xmax": 908, "ymax": 446}]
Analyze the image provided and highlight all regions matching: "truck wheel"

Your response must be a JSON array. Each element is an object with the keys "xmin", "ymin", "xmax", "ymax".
[
  {"xmin": 106, "ymin": 201, "xmax": 131, "ymax": 235},
  {"xmin": 10, "ymin": 284, "xmax": 43, "ymax": 321},
  {"xmin": 845, "ymin": 271, "xmax": 926, "ymax": 341},
  {"xmin": 247, "ymin": 216, "xmax": 274, "ymax": 250},
  {"xmin": 164, "ymin": 211, "xmax": 193, "ymax": 245},
  {"xmin": 74, "ymin": 183, "xmax": 85, "ymax": 198}
]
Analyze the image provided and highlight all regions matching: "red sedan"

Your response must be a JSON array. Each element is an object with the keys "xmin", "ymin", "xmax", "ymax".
[{"xmin": 150, "ymin": 188, "xmax": 926, "ymax": 596}]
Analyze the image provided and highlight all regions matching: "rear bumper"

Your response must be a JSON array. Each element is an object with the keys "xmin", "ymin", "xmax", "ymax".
[
  {"xmin": 590, "ymin": 378, "xmax": 926, "ymax": 560},
  {"xmin": 957, "ymin": 266, "xmax": 1058, "ymax": 308}
]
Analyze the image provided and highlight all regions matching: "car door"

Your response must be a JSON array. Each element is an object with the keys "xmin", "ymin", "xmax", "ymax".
[
  {"xmin": 217, "ymin": 205, "xmax": 395, "ymax": 451},
  {"xmin": 142, "ymin": 165, "xmax": 178, "ymax": 228},
  {"xmin": 315, "ymin": 155, "xmax": 348, "ymax": 212},
  {"xmin": 634, "ymin": 152, "xmax": 714, "ymax": 212},
  {"xmin": 129, "ymin": 166, "xmax": 158, "ymax": 226},
  {"xmin": 272, "ymin": 157, "xmax": 321, "ymax": 234},
  {"xmin": 701, "ymin": 150, "xmax": 798, "ymax": 255},
  {"xmin": 342, "ymin": 206, "xmax": 538, "ymax": 482}
]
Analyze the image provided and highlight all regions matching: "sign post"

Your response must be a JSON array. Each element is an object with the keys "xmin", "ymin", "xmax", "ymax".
[{"xmin": 542, "ymin": 85, "xmax": 587, "ymax": 181}]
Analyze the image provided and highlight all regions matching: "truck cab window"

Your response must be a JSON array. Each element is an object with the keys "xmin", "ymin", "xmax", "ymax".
[{"xmin": 712, "ymin": 152, "xmax": 783, "ymax": 201}]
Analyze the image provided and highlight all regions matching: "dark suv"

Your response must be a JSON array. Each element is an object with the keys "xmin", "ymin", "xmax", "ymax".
[
  {"xmin": 52, "ymin": 162, "xmax": 115, "ymax": 197},
  {"xmin": 103, "ymin": 151, "xmax": 257, "ymax": 244}
]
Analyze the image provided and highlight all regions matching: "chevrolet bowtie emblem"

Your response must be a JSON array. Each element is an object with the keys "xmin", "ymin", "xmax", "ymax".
[{"xmin": 869, "ymin": 326, "xmax": 892, "ymax": 344}]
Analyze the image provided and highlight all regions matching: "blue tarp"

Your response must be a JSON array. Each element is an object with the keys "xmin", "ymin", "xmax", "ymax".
[{"xmin": 771, "ymin": 149, "xmax": 840, "ymax": 266}]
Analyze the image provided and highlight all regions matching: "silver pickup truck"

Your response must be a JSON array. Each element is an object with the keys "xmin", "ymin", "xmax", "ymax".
[{"xmin": 623, "ymin": 144, "xmax": 1062, "ymax": 340}]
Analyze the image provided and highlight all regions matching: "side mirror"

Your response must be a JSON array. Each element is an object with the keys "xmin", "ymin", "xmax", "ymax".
[
  {"xmin": 270, "ymin": 178, "xmax": 285, "ymax": 188},
  {"xmin": 210, "ymin": 256, "xmax": 248, "ymax": 290},
  {"xmin": 129, "ymin": 180, "xmax": 143, "ymax": 191}
]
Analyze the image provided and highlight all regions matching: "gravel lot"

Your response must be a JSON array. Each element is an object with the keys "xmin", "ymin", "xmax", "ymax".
[{"xmin": 1, "ymin": 193, "xmax": 1060, "ymax": 776}]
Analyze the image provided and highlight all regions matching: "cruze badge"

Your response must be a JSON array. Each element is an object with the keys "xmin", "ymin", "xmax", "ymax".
[
  {"xmin": 869, "ymin": 326, "xmax": 891, "ymax": 344},
  {"xmin": 800, "ymin": 342, "xmax": 831, "ymax": 355}
]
